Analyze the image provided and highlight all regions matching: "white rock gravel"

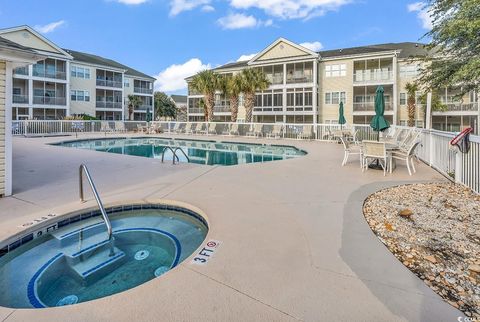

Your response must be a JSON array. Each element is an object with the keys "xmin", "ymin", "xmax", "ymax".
[{"xmin": 363, "ymin": 182, "xmax": 480, "ymax": 318}]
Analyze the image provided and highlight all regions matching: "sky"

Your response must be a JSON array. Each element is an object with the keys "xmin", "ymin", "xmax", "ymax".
[{"xmin": 0, "ymin": 0, "xmax": 432, "ymax": 95}]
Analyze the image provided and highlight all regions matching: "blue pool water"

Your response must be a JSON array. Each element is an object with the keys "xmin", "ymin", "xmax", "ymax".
[
  {"xmin": 54, "ymin": 138, "xmax": 306, "ymax": 166},
  {"xmin": 0, "ymin": 207, "xmax": 207, "ymax": 308}
]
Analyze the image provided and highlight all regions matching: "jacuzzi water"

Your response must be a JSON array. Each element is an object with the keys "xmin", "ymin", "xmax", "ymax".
[
  {"xmin": 0, "ymin": 208, "xmax": 208, "ymax": 308},
  {"xmin": 53, "ymin": 138, "xmax": 306, "ymax": 166}
]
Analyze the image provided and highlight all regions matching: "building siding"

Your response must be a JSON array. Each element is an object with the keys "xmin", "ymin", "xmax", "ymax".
[
  {"xmin": 257, "ymin": 41, "xmax": 310, "ymax": 61},
  {"xmin": 0, "ymin": 60, "xmax": 6, "ymax": 196}
]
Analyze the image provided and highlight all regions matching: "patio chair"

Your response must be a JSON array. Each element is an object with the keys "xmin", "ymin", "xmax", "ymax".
[
  {"xmin": 399, "ymin": 130, "xmax": 420, "ymax": 151},
  {"xmin": 185, "ymin": 123, "xmax": 194, "ymax": 134},
  {"xmin": 391, "ymin": 141, "xmax": 421, "ymax": 175},
  {"xmin": 266, "ymin": 124, "xmax": 283, "ymax": 139},
  {"xmin": 100, "ymin": 121, "xmax": 113, "ymax": 133},
  {"xmin": 223, "ymin": 123, "xmax": 239, "ymax": 136},
  {"xmin": 207, "ymin": 123, "xmax": 217, "ymax": 135},
  {"xmin": 196, "ymin": 123, "xmax": 207, "ymax": 134},
  {"xmin": 297, "ymin": 125, "xmax": 313, "ymax": 140},
  {"xmin": 114, "ymin": 121, "xmax": 126, "ymax": 133},
  {"xmin": 246, "ymin": 124, "xmax": 263, "ymax": 137},
  {"xmin": 324, "ymin": 128, "xmax": 334, "ymax": 141},
  {"xmin": 148, "ymin": 123, "xmax": 161, "ymax": 134},
  {"xmin": 136, "ymin": 124, "xmax": 146, "ymax": 134},
  {"xmin": 362, "ymin": 140, "xmax": 388, "ymax": 176},
  {"xmin": 172, "ymin": 122, "xmax": 182, "ymax": 133},
  {"xmin": 341, "ymin": 137, "xmax": 363, "ymax": 167}
]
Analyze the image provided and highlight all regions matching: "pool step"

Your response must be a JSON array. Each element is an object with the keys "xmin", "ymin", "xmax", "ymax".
[{"xmin": 69, "ymin": 246, "xmax": 125, "ymax": 284}]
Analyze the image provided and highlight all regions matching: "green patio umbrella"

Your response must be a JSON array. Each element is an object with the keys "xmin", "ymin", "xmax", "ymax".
[
  {"xmin": 338, "ymin": 101, "xmax": 347, "ymax": 130},
  {"xmin": 370, "ymin": 86, "xmax": 390, "ymax": 140},
  {"xmin": 146, "ymin": 108, "xmax": 152, "ymax": 122}
]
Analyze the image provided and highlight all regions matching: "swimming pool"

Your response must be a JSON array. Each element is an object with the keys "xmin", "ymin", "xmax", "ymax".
[
  {"xmin": 0, "ymin": 204, "xmax": 208, "ymax": 308},
  {"xmin": 54, "ymin": 138, "xmax": 306, "ymax": 166}
]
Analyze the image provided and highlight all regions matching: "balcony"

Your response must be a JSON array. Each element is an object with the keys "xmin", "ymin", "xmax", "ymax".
[
  {"xmin": 32, "ymin": 68, "xmax": 67, "ymax": 80},
  {"xmin": 353, "ymin": 70, "xmax": 393, "ymax": 84},
  {"xmin": 266, "ymin": 74, "xmax": 284, "ymax": 85},
  {"xmin": 286, "ymin": 74, "xmax": 313, "ymax": 84},
  {"xmin": 33, "ymin": 96, "xmax": 66, "ymax": 106},
  {"xmin": 434, "ymin": 102, "xmax": 479, "ymax": 113},
  {"xmin": 13, "ymin": 67, "xmax": 28, "ymax": 76},
  {"xmin": 188, "ymin": 108, "xmax": 204, "ymax": 114},
  {"xmin": 214, "ymin": 105, "xmax": 231, "ymax": 113},
  {"xmin": 353, "ymin": 102, "xmax": 393, "ymax": 112},
  {"xmin": 134, "ymin": 87, "xmax": 153, "ymax": 95},
  {"xmin": 13, "ymin": 95, "xmax": 29, "ymax": 104},
  {"xmin": 135, "ymin": 104, "xmax": 153, "ymax": 111},
  {"xmin": 96, "ymin": 101, "xmax": 123, "ymax": 109},
  {"xmin": 96, "ymin": 79, "xmax": 123, "ymax": 88}
]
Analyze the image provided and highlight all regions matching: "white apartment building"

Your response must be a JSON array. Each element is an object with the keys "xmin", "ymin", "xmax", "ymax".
[
  {"xmin": 187, "ymin": 38, "xmax": 480, "ymax": 134},
  {"xmin": 0, "ymin": 25, "xmax": 154, "ymax": 121}
]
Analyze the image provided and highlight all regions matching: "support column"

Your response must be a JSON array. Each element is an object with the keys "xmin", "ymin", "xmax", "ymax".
[
  {"xmin": 28, "ymin": 64, "xmax": 33, "ymax": 119},
  {"xmin": 283, "ymin": 63, "xmax": 287, "ymax": 123},
  {"xmin": 392, "ymin": 54, "xmax": 398, "ymax": 126},
  {"xmin": 5, "ymin": 62, "xmax": 13, "ymax": 196}
]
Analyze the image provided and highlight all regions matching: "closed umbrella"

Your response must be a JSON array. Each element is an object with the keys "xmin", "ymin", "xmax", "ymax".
[
  {"xmin": 338, "ymin": 101, "xmax": 346, "ymax": 130},
  {"xmin": 370, "ymin": 86, "xmax": 390, "ymax": 141}
]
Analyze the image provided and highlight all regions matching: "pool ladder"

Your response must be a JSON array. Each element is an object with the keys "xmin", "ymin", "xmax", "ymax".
[
  {"xmin": 161, "ymin": 147, "xmax": 190, "ymax": 165},
  {"xmin": 79, "ymin": 164, "xmax": 114, "ymax": 248}
]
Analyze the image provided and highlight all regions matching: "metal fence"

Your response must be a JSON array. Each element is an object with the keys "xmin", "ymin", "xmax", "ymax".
[{"xmin": 11, "ymin": 120, "xmax": 480, "ymax": 193}]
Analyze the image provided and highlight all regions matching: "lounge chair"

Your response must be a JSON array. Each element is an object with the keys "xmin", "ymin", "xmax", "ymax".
[
  {"xmin": 222, "ymin": 123, "xmax": 239, "ymax": 136},
  {"xmin": 184, "ymin": 123, "xmax": 194, "ymax": 134},
  {"xmin": 266, "ymin": 124, "xmax": 283, "ymax": 139},
  {"xmin": 341, "ymin": 137, "xmax": 363, "ymax": 167},
  {"xmin": 297, "ymin": 125, "xmax": 313, "ymax": 140},
  {"xmin": 207, "ymin": 123, "xmax": 217, "ymax": 135},
  {"xmin": 114, "ymin": 121, "xmax": 126, "ymax": 133},
  {"xmin": 362, "ymin": 140, "xmax": 388, "ymax": 176},
  {"xmin": 246, "ymin": 124, "xmax": 263, "ymax": 137},
  {"xmin": 148, "ymin": 123, "xmax": 161, "ymax": 134},
  {"xmin": 100, "ymin": 121, "xmax": 113, "ymax": 133},
  {"xmin": 172, "ymin": 123, "xmax": 182, "ymax": 133},
  {"xmin": 196, "ymin": 123, "xmax": 207, "ymax": 134}
]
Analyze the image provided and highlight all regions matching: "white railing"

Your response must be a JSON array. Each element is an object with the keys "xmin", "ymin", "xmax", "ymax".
[{"xmin": 10, "ymin": 120, "xmax": 479, "ymax": 193}]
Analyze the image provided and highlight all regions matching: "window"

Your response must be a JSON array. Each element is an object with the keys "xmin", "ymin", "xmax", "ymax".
[
  {"xmin": 71, "ymin": 90, "xmax": 90, "ymax": 102},
  {"xmin": 399, "ymin": 64, "xmax": 419, "ymax": 78},
  {"xmin": 255, "ymin": 94, "xmax": 262, "ymax": 107},
  {"xmin": 71, "ymin": 66, "xmax": 91, "ymax": 79},
  {"xmin": 124, "ymin": 79, "xmax": 130, "ymax": 87},
  {"xmin": 295, "ymin": 92, "xmax": 303, "ymax": 106},
  {"xmin": 13, "ymin": 88, "xmax": 21, "ymax": 95},
  {"xmin": 400, "ymin": 93, "xmax": 406, "ymax": 105},
  {"xmin": 325, "ymin": 91, "xmax": 346, "ymax": 104},
  {"xmin": 325, "ymin": 64, "xmax": 346, "ymax": 77},
  {"xmin": 273, "ymin": 92, "xmax": 283, "ymax": 107}
]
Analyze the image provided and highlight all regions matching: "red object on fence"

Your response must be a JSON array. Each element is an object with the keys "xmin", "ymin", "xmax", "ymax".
[{"xmin": 450, "ymin": 127, "xmax": 473, "ymax": 153}]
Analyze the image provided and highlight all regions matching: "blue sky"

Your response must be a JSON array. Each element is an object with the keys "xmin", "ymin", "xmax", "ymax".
[{"xmin": 0, "ymin": 0, "xmax": 431, "ymax": 94}]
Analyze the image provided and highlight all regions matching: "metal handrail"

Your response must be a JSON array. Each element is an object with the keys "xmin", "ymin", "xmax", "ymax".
[
  {"xmin": 161, "ymin": 146, "xmax": 180, "ymax": 164},
  {"xmin": 174, "ymin": 147, "xmax": 190, "ymax": 162},
  {"xmin": 79, "ymin": 164, "xmax": 113, "ymax": 241}
]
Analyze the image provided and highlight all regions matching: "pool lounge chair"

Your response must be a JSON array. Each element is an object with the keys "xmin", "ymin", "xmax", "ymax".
[
  {"xmin": 196, "ymin": 123, "xmax": 207, "ymax": 134},
  {"xmin": 184, "ymin": 123, "xmax": 194, "ymax": 134},
  {"xmin": 172, "ymin": 122, "xmax": 182, "ymax": 133},
  {"xmin": 266, "ymin": 124, "xmax": 283, "ymax": 139},
  {"xmin": 222, "ymin": 123, "xmax": 239, "ymax": 136},
  {"xmin": 297, "ymin": 125, "xmax": 313, "ymax": 140},
  {"xmin": 246, "ymin": 124, "xmax": 263, "ymax": 137},
  {"xmin": 207, "ymin": 123, "xmax": 217, "ymax": 135},
  {"xmin": 114, "ymin": 121, "xmax": 126, "ymax": 133},
  {"xmin": 100, "ymin": 121, "xmax": 114, "ymax": 133}
]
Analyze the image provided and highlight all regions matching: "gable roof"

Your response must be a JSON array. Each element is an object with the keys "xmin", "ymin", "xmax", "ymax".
[
  {"xmin": 319, "ymin": 42, "xmax": 430, "ymax": 59},
  {"xmin": 0, "ymin": 25, "xmax": 72, "ymax": 59},
  {"xmin": 0, "ymin": 36, "xmax": 35, "ymax": 52},
  {"xmin": 65, "ymin": 48, "xmax": 155, "ymax": 80},
  {"xmin": 248, "ymin": 38, "xmax": 318, "ymax": 64}
]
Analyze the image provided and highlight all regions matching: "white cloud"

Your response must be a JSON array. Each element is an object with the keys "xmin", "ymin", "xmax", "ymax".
[
  {"xmin": 201, "ymin": 5, "xmax": 215, "ymax": 12},
  {"xmin": 229, "ymin": 0, "xmax": 351, "ymax": 20},
  {"xmin": 217, "ymin": 13, "xmax": 273, "ymax": 29},
  {"xmin": 237, "ymin": 53, "xmax": 257, "ymax": 61},
  {"xmin": 34, "ymin": 20, "xmax": 65, "ymax": 34},
  {"xmin": 407, "ymin": 2, "xmax": 433, "ymax": 29},
  {"xmin": 154, "ymin": 58, "xmax": 211, "ymax": 93},
  {"xmin": 115, "ymin": 0, "xmax": 148, "ymax": 4},
  {"xmin": 300, "ymin": 41, "xmax": 323, "ymax": 51},
  {"xmin": 170, "ymin": 0, "xmax": 211, "ymax": 16}
]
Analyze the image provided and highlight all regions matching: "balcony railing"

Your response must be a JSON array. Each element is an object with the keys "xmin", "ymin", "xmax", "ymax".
[
  {"xmin": 353, "ymin": 70, "xmax": 393, "ymax": 83},
  {"xmin": 436, "ymin": 102, "xmax": 480, "ymax": 112},
  {"xmin": 188, "ymin": 108, "xmax": 204, "ymax": 114},
  {"xmin": 134, "ymin": 87, "xmax": 153, "ymax": 94},
  {"xmin": 214, "ymin": 106, "xmax": 231, "ymax": 113},
  {"xmin": 96, "ymin": 101, "xmax": 123, "ymax": 109},
  {"xmin": 32, "ymin": 69, "xmax": 67, "ymax": 80},
  {"xmin": 96, "ymin": 79, "xmax": 123, "ymax": 88},
  {"xmin": 266, "ymin": 74, "xmax": 284, "ymax": 85},
  {"xmin": 136, "ymin": 104, "xmax": 153, "ymax": 111},
  {"xmin": 13, "ymin": 94, "xmax": 29, "ymax": 104},
  {"xmin": 286, "ymin": 73, "xmax": 313, "ymax": 84},
  {"xmin": 353, "ymin": 102, "xmax": 393, "ymax": 112},
  {"xmin": 13, "ymin": 67, "xmax": 28, "ymax": 76},
  {"xmin": 33, "ymin": 96, "xmax": 67, "ymax": 106}
]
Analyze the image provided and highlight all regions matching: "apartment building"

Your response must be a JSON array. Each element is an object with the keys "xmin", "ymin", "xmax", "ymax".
[
  {"xmin": 0, "ymin": 35, "xmax": 45, "ymax": 197},
  {"xmin": 186, "ymin": 38, "xmax": 479, "ymax": 134},
  {"xmin": 0, "ymin": 25, "xmax": 154, "ymax": 121}
]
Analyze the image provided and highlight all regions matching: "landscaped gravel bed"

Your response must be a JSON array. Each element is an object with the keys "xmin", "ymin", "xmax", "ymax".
[{"xmin": 363, "ymin": 182, "xmax": 480, "ymax": 318}]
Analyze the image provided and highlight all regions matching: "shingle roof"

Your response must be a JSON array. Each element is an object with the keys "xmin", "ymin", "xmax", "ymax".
[
  {"xmin": 171, "ymin": 95, "xmax": 187, "ymax": 103},
  {"xmin": 213, "ymin": 61, "xmax": 248, "ymax": 71},
  {"xmin": 319, "ymin": 42, "xmax": 430, "ymax": 59},
  {"xmin": 0, "ymin": 36, "xmax": 37, "ymax": 53},
  {"xmin": 64, "ymin": 48, "xmax": 155, "ymax": 80}
]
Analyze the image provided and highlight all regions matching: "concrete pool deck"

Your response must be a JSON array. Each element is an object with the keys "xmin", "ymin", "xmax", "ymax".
[{"xmin": 0, "ymin": 134, "xmax": 463, "ymax": 321}]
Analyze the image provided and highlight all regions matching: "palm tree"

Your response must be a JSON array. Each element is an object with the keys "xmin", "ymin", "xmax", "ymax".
[
  {"xmin": 218, "ymin": 74, "xmax": 244, "ymax": 122},
  {"xmin": 127, "ymin": 95, "xmax": 142, "ymax": 121},
  {"xmin": 241, "ymin": 68, "xmax": 270, "ymax": 123},
  {"xmin": 190, "ymin": 70, "xmax": 220, "ymax": 122},
  {"xmin": 405, "ymin": 82, "xmax": 418, "ymax": 127}
]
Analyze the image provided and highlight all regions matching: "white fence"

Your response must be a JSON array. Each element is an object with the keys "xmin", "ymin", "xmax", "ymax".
[{"xmin": 11, "ymin": 120, "xmax": 480, "ymax": 194}]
